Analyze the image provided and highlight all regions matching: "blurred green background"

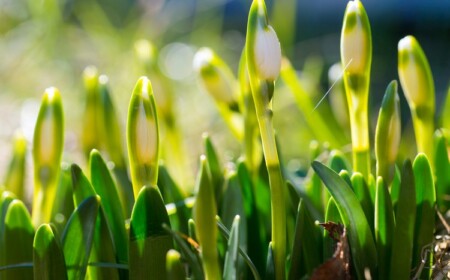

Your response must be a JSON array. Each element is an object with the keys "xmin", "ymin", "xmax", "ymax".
[{"xmin": 0, "ymin": 0, "xmax": 449, "ymax": 187}]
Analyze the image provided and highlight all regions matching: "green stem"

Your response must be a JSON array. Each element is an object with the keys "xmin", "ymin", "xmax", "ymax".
[
  {"xmin": 411, "ymin": 107, "xmax": 434, "ymax": 167},
  {"xmin": 344, "ymin": 74, "xmax": 371, "ymax": 180},
  {"xmin": 252, "ymin": 82, "xmax": 286, "ymax": 280}
]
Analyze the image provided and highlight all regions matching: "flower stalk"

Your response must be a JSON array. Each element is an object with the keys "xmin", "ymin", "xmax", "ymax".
[
  {"xmin": 246, "ymin": 0, "xmax": 286, "ymax": 279},
  {"xmin": 340, "ymin": 0, "xmax": 372, "ymax": 179}
]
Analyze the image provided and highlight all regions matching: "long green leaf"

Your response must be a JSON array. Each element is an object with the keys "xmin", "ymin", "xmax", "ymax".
[
  {"xmin": 434, "ymin": 130, "xmax": 450, "ymax": 212},
  {"xmin": 374, "ymin": 177, "xmax": 394, "ymax": 280},
  {"xmin": 90, "ymin": 150, "xmax": 128, "ymax": 265},
  {"xmin": 71, "ymin": 163, "xmax": 119, "ymax": 279},
  {"xmin": 62, "ymin": 196, "xmax": 100, "ymax": 280},
  {"xmin": 193, "ymin": 156, "xmax": 221, "ymax": 280},
  {"xmin": 129, "ymin": 185, "xmax": 174, "ymax": 279},
  {"xmin": 33, "ymin": 224, "xmax": 68, "ymax": 280},
  {"xmin": 312, "ymin": 161, "xmax": 377, "ymax": 278},
  {"xmin": 2, "ymin": 199, "xmax": 34, "ymax": 279},
  {"xmin": 220, "ymin": 171, "xmax": 247, "ymax": 260},
  {"xmin": 223, "ymin": 215, "xmax": 240, "ymax": 280},
  {"xmin": 390, "ymin": 160, "xmax": 416, "ymax": 280},
  {"xmin": 351, "ymin": 172, "xmax": 374, "ymax": 232},
  {"xmin": 237, "ymin": 161, "xmax": 266, "ymax": 274},
  {"xmin": 289, "ymin": 199, "xmax": 321, "ymax": 280},
  {"xmin": 412, "ymin": 154, "xmax": 435, "ymax": 278}
]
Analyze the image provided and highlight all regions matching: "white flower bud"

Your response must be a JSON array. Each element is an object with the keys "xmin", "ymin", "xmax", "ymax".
[
  {"xmin": 193, "ymin": 48, "xmax": 237, "ymax": 105},
  {"xmin": 254, "ymin": 25, "xmax": 281, "ymax": 81},
  {"xmin": 398, "ymin": 36, "xmax": 434, "ymax": 108},
  {"xmin": 341, "ymin": 0, "xmax": 371, "ymax": 74}
]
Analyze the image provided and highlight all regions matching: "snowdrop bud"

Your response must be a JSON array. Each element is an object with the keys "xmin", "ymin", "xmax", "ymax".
[
  {"xmin": 34, "ymin": 87, "xmax": 64, "ymax": 166},
  {"xmin": 193, "ymin": 47, "xmax": 238, "ymax": 105},
  {"xmin": 254, "ymin": 25, "xmax": 282, "ymax": 81},
  {"xmin": 341, "ymin": 0, "xmax": 372, "ymax": 74},
  {"xmin": 127, "ymin": 77, "xmax": 160, "ymax": 195},
  {"xmin": 398, "ymin": 35, "xmax": 435, "ymax": 109}
]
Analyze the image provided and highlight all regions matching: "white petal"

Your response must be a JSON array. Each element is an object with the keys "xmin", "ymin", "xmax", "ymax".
[{"xmin": 254, "ymin": 25, "xmax": 281, "ymax": 81}]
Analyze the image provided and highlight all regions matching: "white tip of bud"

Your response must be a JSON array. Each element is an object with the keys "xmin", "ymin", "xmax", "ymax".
[
  {"xmin": 254, "ymin": 25, "xmax": 281, "ymax": 81},
  {"xmin": 398, "ymin": 36, "xmax": 414, "ymax": 51},
  {"xmin": 193, "ymin": 48, "xmax": 214, "ymax": 72}
]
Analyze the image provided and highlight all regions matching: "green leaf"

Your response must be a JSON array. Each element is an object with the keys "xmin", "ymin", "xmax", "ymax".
[
  {"xmin": 158, "ymin": 164, "xmax": 190, "ymax": 234},
  {"xmin": 220, "ymin": 171, "xmax": 247, "ymax": 256},
  {"xmin": 0, "ymin": 191, "xmax": 16, "ymax": 267},
  {"xmin": 328, "ymin": 150, "xmax": 351, "ymax": 174},
  {"xmin": 265, "ymin": 243, "xmax": 275, "ymax": 280},
  {"xmin": 62, "ymin": 196, "xmax": 100, "ymax": 280},
  {"xmin": 390, "ymin": 160, "xmax": 416, "ymax": 280},
  {"xmin": 223, "ymin": 215, "xmax": 240, "ymax": 280},
  {"xmin": 89, "ymin": 208, "xmax": 120, "ymax": 279},
  {"xmin": 374, "ymin": 177, "xmax": 394, "ymax": 280},
  {"xmin": 412, "ymin": 154, "xmax": 435, "ymax": 278},
  {"xmin": 90, "ymin": 150, "xmax": 128, "ymax": 265},
  {"xmin": 2, "ymin": 199, "xmax": 34, "ymax": 279},
  {"xmin": 33, "ymin": 224, "xmax": 68, "ymax": 280},
  {"xmin": 217, "ymin": 219, "xmax": 261, "ymax": 280},
  {"xmin": 50, "ymin": 164, "xmax": 74, "ymax": 233},
  {"xmin": 203, "ymin": 134, "xmax": 225, "ymax": 205},
  {"xmin": 166, "ymin": 249, "xmax": 185, "ymax": 280},
  {"xmin": 312, "ymin": 161, "xmax": 377, "ymax": 278},
  {"xmin": 289, "ymin": 199, "xmax": 322, "ymax": 280},
  {"xmin": 237, "ymin": 161, "xmax": 267, "ymax": 274},
  {"xmin": 129, "ymin": 186, "xmax": 174, "ymax": 279},
  {"xmin": 71, "ymin": 164, "xmax": 96, "ymax": 206},
  {"xmin": 389, "ymin": 165, "xmax": 402, "ymax": 210},
  {"xmin": 434, "ymin": 130, "xmax": 450, "ymax": 212},
  {"xmin": 350, "ymin": 172, "xmax": 374, "ymax": 233},
  {"xmin": 193, "ymin": 156, "xmax": 221, "ymax": 280},
  {"xmin": 71, "ymin": 165, "xmax": 118, "ymax": 278}
]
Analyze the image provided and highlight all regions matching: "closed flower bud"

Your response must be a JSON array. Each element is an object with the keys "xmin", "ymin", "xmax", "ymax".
[
  {"xmin": 193, "ymin": 47, "xmax": 238, "ymax": 105},
  {"xmin": 254, "ymin": 25, "xmax": 282, "ymax": 81},
  {"xmin": 398, "ymin": 35, "xmax": 435, "ymax": 109},
  {"xmin": 341, "ymin": 0, "xmax": 372, "ymax": 75},
  {"xmin": 127, "ymin": 77, "xmax": 160, "ymax": 196}
]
